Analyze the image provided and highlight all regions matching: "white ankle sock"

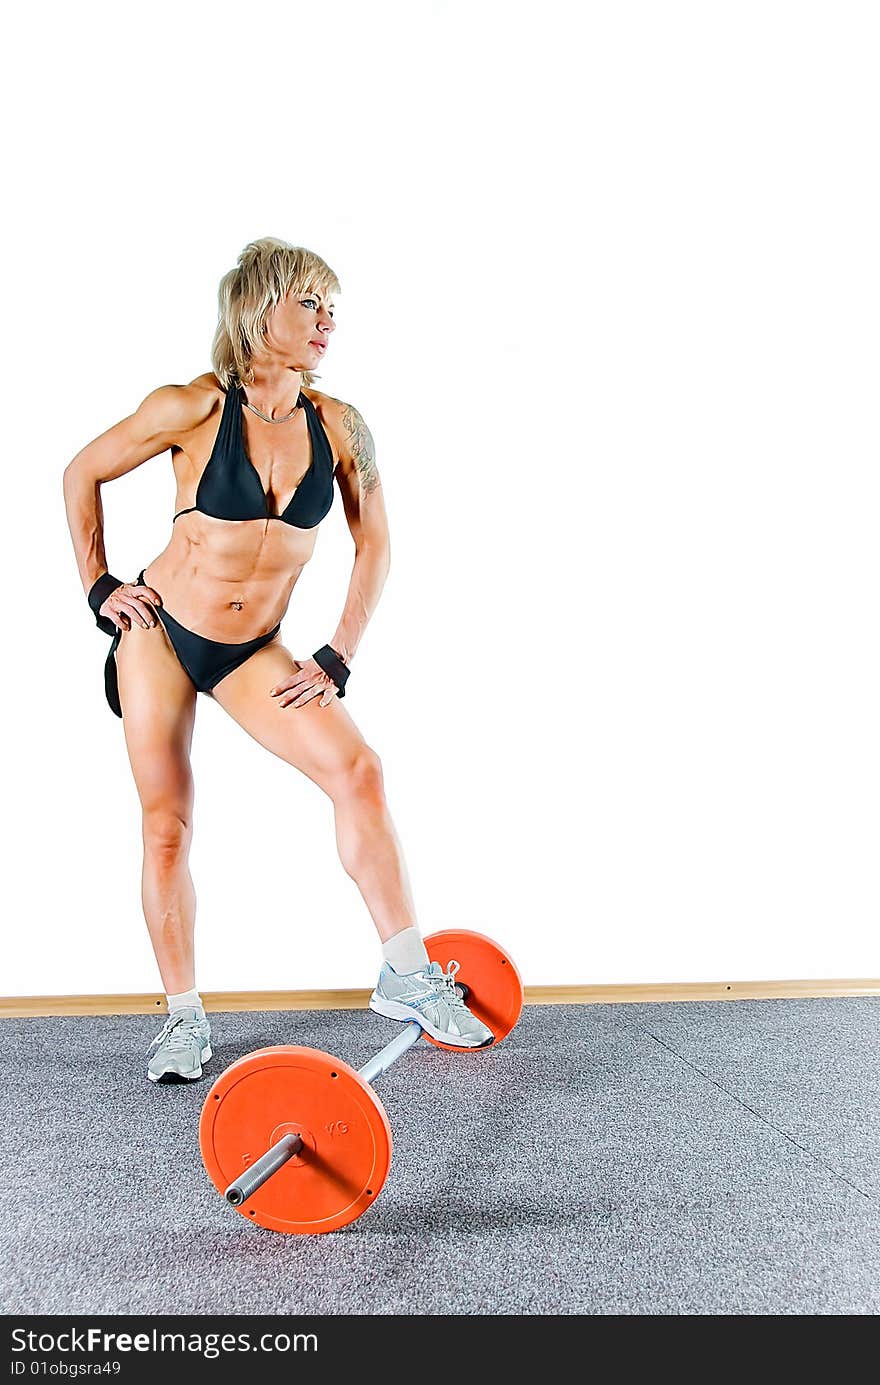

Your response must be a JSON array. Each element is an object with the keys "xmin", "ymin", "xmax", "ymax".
[
  {"xmin": 382, "ymin": 926, "xmax": 429, "ymax": 976},
  {"xmin": 166, "ymin": 987, "xmax": 204, "ymax": 1015}
]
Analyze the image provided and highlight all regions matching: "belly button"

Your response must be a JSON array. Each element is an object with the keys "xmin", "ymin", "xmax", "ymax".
[{"xmin": 231, "ymin": 601, "xmax": 243, "ymax": 611}]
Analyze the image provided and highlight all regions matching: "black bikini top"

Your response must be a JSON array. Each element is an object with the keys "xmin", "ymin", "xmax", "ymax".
[{"xmin": 173, "ymin": 382, "xmax": 335, "ymax": 529}]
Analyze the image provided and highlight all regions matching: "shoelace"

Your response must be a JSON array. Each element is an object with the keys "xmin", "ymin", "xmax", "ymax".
[
  {"xmin": 148, "ymin": 1013, "xmax": 206, "ymax": 1053},
  {"xmin": 422, "ymin": 960, "xmax": 469, "ymax": 1010}
]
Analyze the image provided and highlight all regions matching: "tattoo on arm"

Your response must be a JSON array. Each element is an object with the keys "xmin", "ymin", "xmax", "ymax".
[{"xmin": 341, "ymin": 404, "xmax": 380, "ymax": 495}]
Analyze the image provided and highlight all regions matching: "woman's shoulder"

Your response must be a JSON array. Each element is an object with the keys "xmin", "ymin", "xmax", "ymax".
[
  {"xmin": 301, "ymin": 385, "xmax": 348, "ymax": 434},
  {"xmin": 301, "ymin": 383, "xmax": 337, "ymax": 409},
  {"xmin": 132, "ymin": 378, "xmax": 220, "ymax": 444},
  {"xmin": 303, "ymin": 387, "xmax": 371, "ymax": 430},
  {"xmin": 302, "ymin": 391, "xmax": 378, "ymax": 476},
  {"xmin": 188, "ymin": 371, "xmax": 227, "ymax": 398}
]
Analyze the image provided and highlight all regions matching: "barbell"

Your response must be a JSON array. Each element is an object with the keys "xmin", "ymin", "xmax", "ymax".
[{"xmin": 199, "ymin": 929, "xmax": 524, "ymax": 1234}]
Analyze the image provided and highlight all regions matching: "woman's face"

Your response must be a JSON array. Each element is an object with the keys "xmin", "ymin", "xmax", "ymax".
[{"xmin": 261, "ymin": 288, "xmax": 336, "ymax": 370}]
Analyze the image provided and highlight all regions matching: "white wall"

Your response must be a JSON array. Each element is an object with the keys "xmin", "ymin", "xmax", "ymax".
[{"xmin": 4, "ymin": 1, "xmax": 878, "ymax": 995}]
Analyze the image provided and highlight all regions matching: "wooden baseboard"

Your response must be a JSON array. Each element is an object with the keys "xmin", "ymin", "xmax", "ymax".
[{"xmin": 1, "ymin": 978, "xmax": 878, "ymax": 1018}]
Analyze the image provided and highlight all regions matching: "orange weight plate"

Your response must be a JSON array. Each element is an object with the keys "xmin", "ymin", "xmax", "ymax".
[
  {"xmin": 199, "ymin": 1045, "xmax": 392, "ymax": 1234},
  {"xmin": 423, "ymin": 929, "xmax": 524, "ymax": 1051}
]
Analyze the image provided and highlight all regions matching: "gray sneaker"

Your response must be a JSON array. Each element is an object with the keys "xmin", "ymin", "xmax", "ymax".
[
  {"xmin": 147, "ymin": 1007, "xmax": 213, "ymax": 1083},
  {"xmin": 369, "ymin": 959, "xmax": 495, "ymax": 1047}
]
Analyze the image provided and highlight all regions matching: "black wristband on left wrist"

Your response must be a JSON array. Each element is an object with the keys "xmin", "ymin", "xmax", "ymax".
[{"xmin": 313, "ymin": 644, "xmax": 350, "ymax": 698}]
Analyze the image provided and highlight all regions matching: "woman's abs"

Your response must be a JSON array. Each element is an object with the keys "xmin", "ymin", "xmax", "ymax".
[{"xmin": 142, "ymin": 526, "xmax": 311, "ymax": 642}]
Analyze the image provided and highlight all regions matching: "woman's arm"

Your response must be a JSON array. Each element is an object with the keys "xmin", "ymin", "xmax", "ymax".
[
  {"xmin": 328, "ymin": 401, "xmax": 391, "ymax": 664},
  {"xmin": 62, "ymin": 384, "xmax": 212, "ymax": 624}
]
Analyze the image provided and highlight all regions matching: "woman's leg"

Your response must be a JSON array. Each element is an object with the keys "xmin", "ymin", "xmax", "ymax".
[
  {"xmin": 209, "ymin": 641, "xmax": 417, "ymax": 941},
  {"xmin": 328, "ymin": 750, "xmax": 419, "ymax": 943},
  {"xmin": 114, "ymin": 613, "xmax": 199, "ymax": 992},
  {"xmin": 210, "ymin": 639, "xmax": 494, "ymax": 1046}
]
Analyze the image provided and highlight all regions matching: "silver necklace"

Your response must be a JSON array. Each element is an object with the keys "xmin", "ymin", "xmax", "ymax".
[{"xmin": 242, "ymin": 391, "xmax": 302, "ymax": 424}]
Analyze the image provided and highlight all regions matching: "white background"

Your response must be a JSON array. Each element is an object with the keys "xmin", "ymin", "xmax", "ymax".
[{"xmin": 3, "ymin": 1, "xmax": 877, "ymax": 995}]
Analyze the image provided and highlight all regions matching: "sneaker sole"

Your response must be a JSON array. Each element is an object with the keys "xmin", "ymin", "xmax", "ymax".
[
  {"xmin": 147, "ymin": 1043, "xmax": 213, "ymax": 1083},
  {"xmin": 369, "ymin": 995, "xmax": 493, "ymax": 1048}
]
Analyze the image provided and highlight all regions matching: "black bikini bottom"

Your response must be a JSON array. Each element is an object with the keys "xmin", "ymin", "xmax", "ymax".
[{"xmin": 103, "ymin": 567, "xmax": 281, "ymax": 718}]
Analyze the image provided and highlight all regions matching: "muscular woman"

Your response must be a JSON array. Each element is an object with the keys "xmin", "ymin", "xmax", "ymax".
[{"xmin": 63, "ymin": 237, "xmax": 492, "ymax": 1082}]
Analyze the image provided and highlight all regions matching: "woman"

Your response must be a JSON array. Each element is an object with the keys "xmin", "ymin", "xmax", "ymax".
[{"xmin": 63, "ymin": 237, "xmax": 492, "ymax": 1082}]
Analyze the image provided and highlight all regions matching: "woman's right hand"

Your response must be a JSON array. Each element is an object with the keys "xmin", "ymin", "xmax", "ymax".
[{"xmin": 101, "ymin": 581, "xmax": 163, "ymax": 632}]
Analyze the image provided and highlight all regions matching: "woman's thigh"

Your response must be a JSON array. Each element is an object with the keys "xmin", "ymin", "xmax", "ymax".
[
  {"xmin": 210, "ymin": 638, "xmax": 373, "ymax": 792},
  {"xmin": 115, "ymin": 620, "xmax": 198, "ymax": 815}
]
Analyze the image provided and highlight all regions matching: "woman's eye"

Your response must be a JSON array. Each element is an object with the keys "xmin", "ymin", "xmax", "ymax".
[{"xmin": 302, "ymin": 297, "xmax": 333, "ymax": 317}]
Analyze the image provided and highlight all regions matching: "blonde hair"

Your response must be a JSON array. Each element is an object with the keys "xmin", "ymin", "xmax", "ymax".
[{"xmin": 211, "ymin": 237, "xmax": 341, "ymax": 390}]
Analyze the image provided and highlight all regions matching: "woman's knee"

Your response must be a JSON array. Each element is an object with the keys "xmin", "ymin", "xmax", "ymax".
[
  {"xmin": 142, "ymin": 806, "xmax": 193, "ymax": 861},
  {"xmin": 332, "ymin": 746, "xmax": 385, "ymax": 803}
]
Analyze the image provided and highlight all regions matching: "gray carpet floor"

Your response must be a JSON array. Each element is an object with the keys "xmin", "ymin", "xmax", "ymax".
[{"xmin": 1, "ymin": 997, "xmax": 878, "ymax": 1316}]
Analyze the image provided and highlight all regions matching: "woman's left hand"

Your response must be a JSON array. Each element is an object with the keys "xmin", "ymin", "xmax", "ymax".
[{"xmin": 269, "ymin": 658, "xmax": 340, "ymax": 709}]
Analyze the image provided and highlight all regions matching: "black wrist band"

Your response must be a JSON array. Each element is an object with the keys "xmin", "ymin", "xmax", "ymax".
[
  {"xmin": 313, "ymin": 644, "xmax": 350, "ymax": 698},
  {"xmin": 88, "ymin": 572, "xmax": 124, "ymax": 638}
]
